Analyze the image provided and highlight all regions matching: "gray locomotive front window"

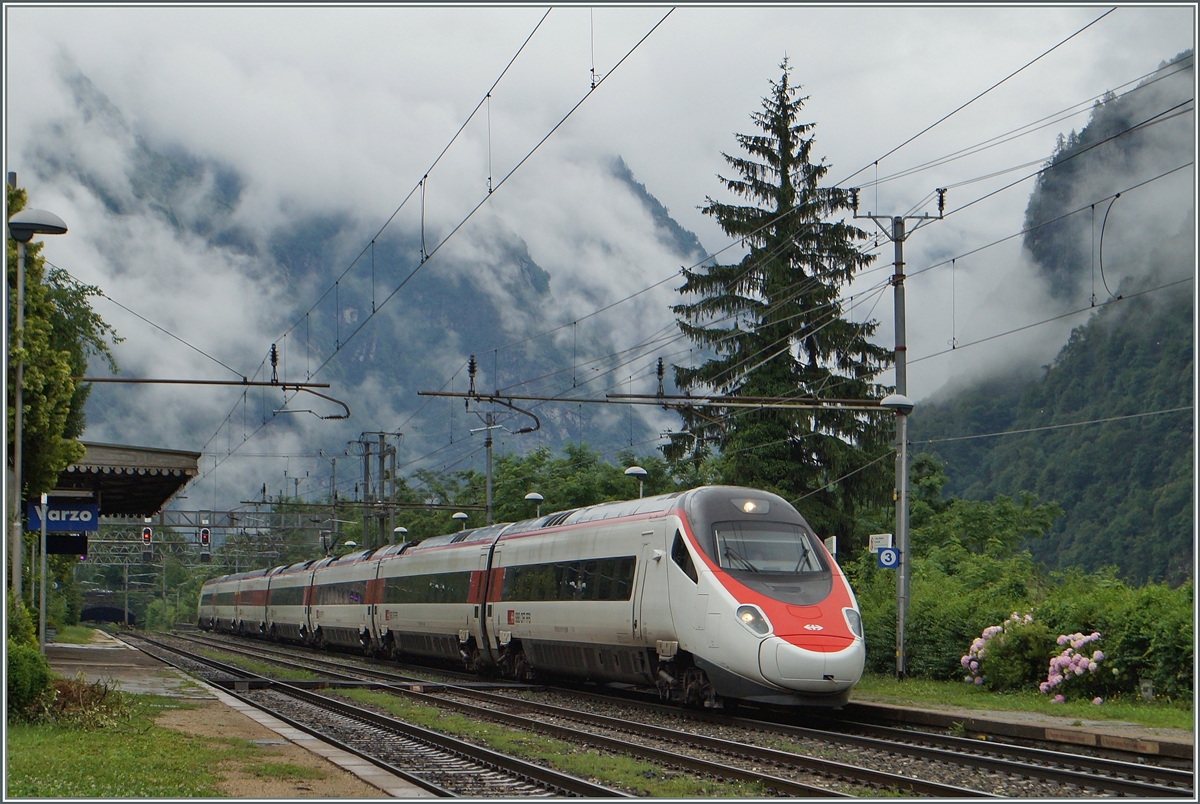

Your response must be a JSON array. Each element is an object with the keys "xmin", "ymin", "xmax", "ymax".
[{"xmin": 712, "ymin": 521, "xmax": 826, "ymax": 574}]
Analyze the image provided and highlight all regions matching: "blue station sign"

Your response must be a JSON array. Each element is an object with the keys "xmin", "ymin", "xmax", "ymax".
[{"xmin": 26, "ymin": 502, "xmax": 100, "ymax": 532}]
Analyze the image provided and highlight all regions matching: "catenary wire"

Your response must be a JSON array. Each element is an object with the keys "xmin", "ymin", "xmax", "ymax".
[
  {"xmin": 48, "ymin": 262, "xmax": 247, "ymax": 380},
  {"xmin": 837, "ymin": 7, "xmax": 1117, "ymax": 187}
]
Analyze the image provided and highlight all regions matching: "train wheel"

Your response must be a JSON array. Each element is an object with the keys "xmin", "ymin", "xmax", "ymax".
[
  {"xmin": 513, "ymin": 650, "xmax": 537, "ymax": 683},
  {"xmin": 681, "ymin": 666, "xmax": 719, "ymax": 709},
  {"xmin": 462, "ymin": 645, "xmax": 481, "ymax": 673}
]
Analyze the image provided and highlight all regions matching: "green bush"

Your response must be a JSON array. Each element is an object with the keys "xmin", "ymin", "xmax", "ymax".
[
  {"xmin": 1035, "ymin": 571, "xmax": 1193, "ymax": 700},
  {"xmin": 7, "ymin": 638, "xmax": 53, "ymax": 719},
  {"xmin": 7, "ymin": 591, "xmax": 37, "ymax": 648},
  {"xmin": 982, "ymin": 619, "xmax": 1056, "ymax": 691}
]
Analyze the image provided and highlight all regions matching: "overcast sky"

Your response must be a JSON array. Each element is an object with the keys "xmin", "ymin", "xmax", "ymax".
[{"xmin": 5, "ymin": 4, "xmax": 1195, "ymax": 511}]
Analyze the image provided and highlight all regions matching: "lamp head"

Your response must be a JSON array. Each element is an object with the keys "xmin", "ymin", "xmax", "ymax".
[
  {"xmin": 880, "ymin": 393, "xmax": 915, "ymax": 416},
  {"xmin": 8, "ymin": 208, "xmax": 68, "ymax": 243}
]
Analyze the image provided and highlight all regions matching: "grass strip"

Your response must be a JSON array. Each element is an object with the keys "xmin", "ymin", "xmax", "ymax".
[
  {"xmin": 5, "ymin": 698, "xmax": 257, "ymax": 797},
  {"xmin": 197, "ymin": 649, "xmax": 318, "ymax": 681},
  {"xmin": 853, "ymin": 673, "xmax": 1193, "ymax": 730},
  {"xmin": 341, "ymin": 688, "xmax": 765, "ymax": 797},
  {"xmin": 48, "ymin": 625, "xmax": 97, "ymax": 644},
  {"xmin": 246, "ymin": 761, "xmax": 328, "ymax": 781}
]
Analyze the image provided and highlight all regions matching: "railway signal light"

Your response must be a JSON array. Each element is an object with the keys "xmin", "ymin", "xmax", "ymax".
[
  {"xmin": 141, "ymin": 527, "xmax": 152, "ymax": 546},
  {"xmin": 200, "ymin": 527, "xmax": 210, "ymax": 547}
]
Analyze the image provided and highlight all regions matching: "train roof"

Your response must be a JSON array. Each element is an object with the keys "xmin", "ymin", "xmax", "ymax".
[
  {"xmin": 409, "ymin": 522, "xmax": 509, "ymax": 551},
  {"xmin": 403, "ymin": 490, "xmax": 690, "ymax": 549},
  {"xmin": 201, "ymin": 567, "xmax": 272, "ymax": 585}
]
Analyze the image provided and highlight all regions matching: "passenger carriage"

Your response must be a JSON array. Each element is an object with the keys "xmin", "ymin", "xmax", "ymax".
[
  {"xmin": 372, "ymin": 531, "xmax": 494, "ymax": 665},
  {"xmin": 264, "ymin": 559, "xmax": 321, "ymax": 642},
  {"xmin": 233, "ymin": 568, "xmax": 273, "ymax": 635},
  {"xmin": 307, "ymin": 548, "xmax": 381, "ymax": 651}
]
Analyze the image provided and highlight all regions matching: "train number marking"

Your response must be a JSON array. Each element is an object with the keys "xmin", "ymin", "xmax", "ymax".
[{"xmin": 507, "ymin": 610, "xmax": 531, "ymax": 625}]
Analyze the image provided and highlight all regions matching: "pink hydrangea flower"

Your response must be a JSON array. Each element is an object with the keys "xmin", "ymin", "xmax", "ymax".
[
  {"xmin": 1092, "ymin": 697, "xmax": 1103, "ymax": 705},
  {"xmin": 1052, "ymin": 694, "xmax": 1065, "ymax": 704},
  {"xmin": 973, "ymin": 676, "xmax": 984, "ymax": 685}
]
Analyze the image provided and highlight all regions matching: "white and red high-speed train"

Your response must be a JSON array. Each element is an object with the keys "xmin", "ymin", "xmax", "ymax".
[{"xmin": 198, "ymin": 485, "xmax": 865, "ymax": 707}]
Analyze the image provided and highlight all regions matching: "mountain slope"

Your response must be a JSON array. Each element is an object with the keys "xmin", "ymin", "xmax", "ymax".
[
  {"xmin": 912, "ymin": 284, "xmax": 1193, "ymax": 585},
  {"xmin": 909, "ymin": 51, "xmax": 1195, "ymax": 585}
]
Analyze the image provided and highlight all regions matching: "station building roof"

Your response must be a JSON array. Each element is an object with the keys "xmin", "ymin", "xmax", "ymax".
[{"xmin": 52, "ymin": 441, "xmax": 200, "ymax": 517}]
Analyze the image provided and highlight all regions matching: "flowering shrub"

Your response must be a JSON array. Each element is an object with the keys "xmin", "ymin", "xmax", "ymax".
[
  {"xmin": 961, "ymin": 612, "xmax": 1055, "ymax": 691},
  {"xmin": 961, "ymin": 622, "xmax": 1007, "ymax": 685},
  {"xmin": 1039, "ymin": 631, "xmax": 1103, "ymax": 701}
]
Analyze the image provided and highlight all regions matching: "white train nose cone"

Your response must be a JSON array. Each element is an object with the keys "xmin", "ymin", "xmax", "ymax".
[{"xmin": 759, "ymin": 636, "xmax": 865, "ymax": 692}]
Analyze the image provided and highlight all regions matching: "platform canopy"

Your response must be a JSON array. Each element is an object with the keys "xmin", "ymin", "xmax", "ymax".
[{"xmin": 52, "ymin": 441, "xmax": 201, "ymax": 517}]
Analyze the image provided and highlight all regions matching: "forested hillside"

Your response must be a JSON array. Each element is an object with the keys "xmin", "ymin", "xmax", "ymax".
[
  {"xmin": 911, "ymin": 287, "xmax": 1192, "ymax": 585},
  {"xmin": 909, "ymin": 51, "xmax": 1193, "ymax": 586}
]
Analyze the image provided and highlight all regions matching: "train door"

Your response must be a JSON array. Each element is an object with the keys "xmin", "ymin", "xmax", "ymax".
[
  {"xmin": 633, "ymin": 523, "xmax": 667, "ymax": 645},
  {"xmin": 473, "ymin": 546, "xmax": 495, "ymax": 663},
  {"xmin": 303, "ymin": 571, "xmax": 315, "ymax": 638},
  {"xmin": 486, "ymin": 548, "xmax": 503, "ymax": 654}
]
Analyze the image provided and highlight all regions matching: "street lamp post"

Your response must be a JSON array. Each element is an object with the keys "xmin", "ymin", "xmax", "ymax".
[
  {"xmin": 524, "ymin": 492, "xmax": 544, "ymax": 517},
  {"xmin": 7, "ymin": 203, "xmax": 68, "ymax": 598},
  {"xmin": 624, "ymin": 466, "xmax": 648, "ymax": 499}
]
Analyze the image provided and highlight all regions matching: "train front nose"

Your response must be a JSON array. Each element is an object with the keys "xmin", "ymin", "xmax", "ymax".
[{"xmin": 758, "ymin": 635, "xmax": 865, "ymax": 693}]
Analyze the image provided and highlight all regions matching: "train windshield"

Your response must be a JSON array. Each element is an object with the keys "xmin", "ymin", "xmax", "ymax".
[{"xmin": 712, "ymin": 521, "xmax": 827, "ymax": 574}]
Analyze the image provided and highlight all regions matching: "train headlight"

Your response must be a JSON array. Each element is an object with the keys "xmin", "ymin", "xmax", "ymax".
[
  {"xmin": 731, "ymin": 498, "xmax": 769, "ymax": 514},
  {"xmin": 843, "ymin": 607, "xmax": 863, "ymax": 639},
  {"xmin": 736, "ymin": 605, "xmax": 771, "ymax": 636}
]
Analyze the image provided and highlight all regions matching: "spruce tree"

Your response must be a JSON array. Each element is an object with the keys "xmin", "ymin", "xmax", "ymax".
[{"xmin": 668, "ymin": 59, "xmax": 893, "ymax": 543}]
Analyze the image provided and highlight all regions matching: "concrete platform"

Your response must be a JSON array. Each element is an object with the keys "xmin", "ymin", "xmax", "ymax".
[
  {"xmin": 44, "ymin": 630, "xmax": 436, "ymax": 798},
  {"xmin": 847, "ymin": 699, "xmax": 1194, "ymax": 761}
]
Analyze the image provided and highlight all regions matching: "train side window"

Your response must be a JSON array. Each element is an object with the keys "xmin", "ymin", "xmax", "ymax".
[{"xmin": 671, "ymin": 531, "xmax": 698, "ymax": 583}]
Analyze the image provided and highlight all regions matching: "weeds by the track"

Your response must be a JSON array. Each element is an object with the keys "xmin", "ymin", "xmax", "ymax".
[
  {"xmin": 853, "ymin": 673, "xmax": 1193, "ymax": 730},
  {"xmin": 341, "ymin": 688, "xmax": 769, "ymax": 797}
]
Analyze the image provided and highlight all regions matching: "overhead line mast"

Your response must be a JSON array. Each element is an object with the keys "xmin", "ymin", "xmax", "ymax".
[{"xmin": 850, "ymin": 187, "xmax": 945, "ymax": 681}]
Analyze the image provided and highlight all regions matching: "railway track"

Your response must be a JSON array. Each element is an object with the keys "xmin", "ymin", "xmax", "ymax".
[
  {"xmin": 129, "ymin": 635, "xmax": 625, "ymax": 798},
  {"xmin": 552, "ymin": 687, "xmax": 1195, "ymax": 797},
  {"xmin": 163, "ymin": 631, "xmax": 1193, "ymax": 796}
]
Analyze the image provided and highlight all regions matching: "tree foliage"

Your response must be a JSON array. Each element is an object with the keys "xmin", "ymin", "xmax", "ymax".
[
  {"xmin": 395, "ymin": 443, "xmax": 679, "ymax": 538},
  {"xmin": 848, "ymin": 457, "xmax": 1191, "ymax": 698},
  {"xmin": 667, "ymin": 60, "xmax": 893, "ymax": 546},
  {"xmin": 7, "ymin": 184, "xmax": 119, "ymax": 501}
]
